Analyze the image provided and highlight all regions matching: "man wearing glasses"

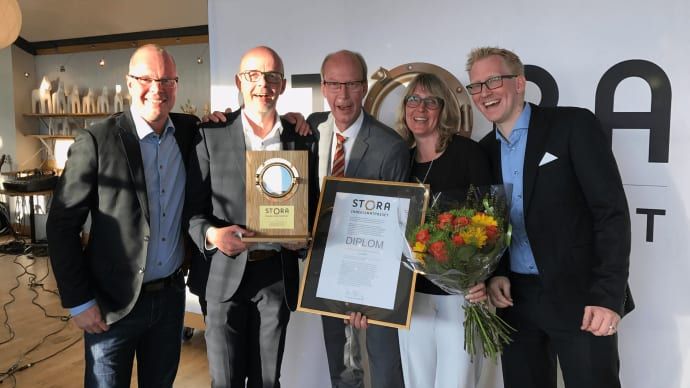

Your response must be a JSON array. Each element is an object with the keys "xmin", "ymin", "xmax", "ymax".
[
  {"xmin": 309, "ymin": 49, "xmax": 409, "ymax": 388},
  {"xmin": 47, "ymin": 44, "xmax": 199, "ymax": 387},
  {"xmin": 467, "ymin": 46, "xmax": 634, "ymax": 388},
  {"xmin": 185, "ymin": 46, "xmax": 319, "ymax": 388}
]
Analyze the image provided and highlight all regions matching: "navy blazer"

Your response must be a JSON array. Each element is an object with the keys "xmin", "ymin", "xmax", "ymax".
[{"xmin": 479, "ymin": 103, "xmax": 634, "ymax": 316}]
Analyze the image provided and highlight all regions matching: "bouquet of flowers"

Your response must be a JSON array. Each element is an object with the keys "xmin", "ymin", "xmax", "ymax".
[{"xmin": 404, "ymin": 184, "xmax": 515, "ymax": 360}]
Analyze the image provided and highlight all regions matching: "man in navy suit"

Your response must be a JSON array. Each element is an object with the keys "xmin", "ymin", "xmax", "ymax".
[{"xmin": 467, "ymin": 46, "xmax": 634, "ymax": 388}]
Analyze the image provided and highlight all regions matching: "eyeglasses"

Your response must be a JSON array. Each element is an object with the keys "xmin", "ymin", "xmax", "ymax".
[
  {"xmin": 322, "ymin": 80, "xmax": 365, "ymax": 91},
  {"xmin": 239, "ymin": 70, "xmax": 284, "ymax": 83},
  {"xmin": 466, "ymin": 75, "xmax": 517, "ymax": 95},
  {"xmin": 128, "ymin": 74, "xmax": 178, "ymax": 88},
  {"xmin": 404, "ymin": 95, "xmax": 443, "ymax": 110}
]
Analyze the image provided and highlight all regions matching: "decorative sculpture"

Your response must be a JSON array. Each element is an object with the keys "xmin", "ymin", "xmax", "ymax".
[
  {"xmin": 68, "ymin": 86, "xmax": 81, "ymax": 114},
  {"xmin": 31, "ymin": 76, "xmax": 52, "ymax": 114},
  {"xmin": 113, "ymin": 84, "xmax": 124, "ymax": 112},
  {"xmin": 52, "ymin": 81, "xmax": 67, "ymax": 114},
  {"xmin": 97, "ymin": 86, "xmax": 109, "ymax": 113},
  {"xmin": 82, "ymin": 88, "xmax": 96, "ymax": 114}
]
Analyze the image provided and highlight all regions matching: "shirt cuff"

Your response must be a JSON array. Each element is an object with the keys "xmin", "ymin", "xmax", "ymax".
[
  {"xmin": 69, "ymin": 299, "xmax": 97, "ymax": 317},
  {"xmin": 205, "ymin": 227, "xmax": 217, "ymax": 251}
]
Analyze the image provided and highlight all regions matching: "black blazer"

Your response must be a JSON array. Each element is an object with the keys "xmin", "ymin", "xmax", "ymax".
[
  {"xmin": 47, "ymin": 110, "xmax": 199, "ymax": 324},
  {"xmin": 185, "ymin": 109, "xmax": 319, "ymax": 311},
  {"xmin": 479, "ymin": 103, "xmax": 634, "ymax": 316}
]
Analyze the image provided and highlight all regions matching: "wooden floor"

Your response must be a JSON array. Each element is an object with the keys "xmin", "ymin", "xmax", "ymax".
[{"xmin": 0, "ymin": 251, "xmax": 210, "ymax": 387}]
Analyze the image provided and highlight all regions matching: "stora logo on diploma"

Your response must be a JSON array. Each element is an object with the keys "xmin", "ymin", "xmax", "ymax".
[{"xmin": 349, "ymin": 198, "xmax": 392, "ymax": 216}]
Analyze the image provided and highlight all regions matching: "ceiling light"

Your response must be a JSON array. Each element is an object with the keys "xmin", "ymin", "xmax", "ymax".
[{"xmin": 98, "ymin": 58, "xmax": 105, "ymax": 67}]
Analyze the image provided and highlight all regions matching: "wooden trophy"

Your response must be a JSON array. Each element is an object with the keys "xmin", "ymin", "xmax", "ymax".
[{"xmin": 244, "ymin": 150, "xmax": 309, "ymax": 243}]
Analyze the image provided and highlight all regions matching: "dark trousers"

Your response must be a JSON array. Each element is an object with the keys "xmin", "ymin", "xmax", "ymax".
[
  {"xmin": 499, "ymin": 273, "xmax": 621, "ymax": 388},
  {"xmin": 205, "ymin": 256, "xmax": 290, "ymax": 388},
  {"xmin": 83, "ymin": 274, "xmax": 185, "ymax": 388},
  {"xmin": 322, "ymin": 316, "xmax": 404, "ymax": 388}
]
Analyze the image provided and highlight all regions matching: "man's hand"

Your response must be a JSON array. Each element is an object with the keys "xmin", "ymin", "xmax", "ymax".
[
  {"xmin": 488, "ymin": 276, "xmax": 513, "ymax": 308},
  {"xmin": 200, "ymin": 109, "xmax": 232, "ymax": 123},
  {"xmin": 344, "ymin": 311, "xmax": 368, "ymax": 329},
  {"xmin": 207, "ymin": 225, "xmax": 254, "ymax": 256},
  {"xmin": 281, "ymin": 241, "xmax": 307, "ymax": 251},
  {"xmin": 282, "ymin": 112, "xmax": 312, "ymax": 136},
  {"xmin": 72, "ymin": 304, "xmax": 109, "ymax": 334},
  {"xmin": 465, "ymin": 282, "xmax": 488, "ymax": 304},
  {"xmin": 581, "ymin": 305, "xmax": 621, "ymax": 336}
]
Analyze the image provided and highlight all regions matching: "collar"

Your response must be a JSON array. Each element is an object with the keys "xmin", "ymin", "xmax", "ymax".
[
  {"xmin": 332, "ymin": 109, "xmax": 364, "ymax": 140},
  {"xmin": 495, "ymin": 102, "xmax": 531, "ymax": 143},
  {"xmin": 130, "ymin": 107, "xmax": 175, "ymax": 140},
  {"xmin": 241, "ymin": 110, "xmax": 283, "ymax": 139}
]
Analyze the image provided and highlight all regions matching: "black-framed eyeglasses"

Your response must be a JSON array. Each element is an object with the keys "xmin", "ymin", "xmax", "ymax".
[
  {"xmin": 404, "ymin": 95, "xmax": 443, "ymax": 110},
  {"xmin": 466, "ymin": 75, "xmax": 517, "ymax": 95},
  {"xmin": 128, "ymin": 74, "xmax": 179, "ymax": 88},
  {"xmin": 239, "ymin": 70, "xmax": 284, "ymax": 83},
  {"xmin": 322, "ymin": 80, "xmax": 365, "ymax": 91}
]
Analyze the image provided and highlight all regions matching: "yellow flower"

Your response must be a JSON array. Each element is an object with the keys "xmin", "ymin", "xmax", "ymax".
[
  {"xmin": 460, "ymin": 226, "xmax": 488, "ymax": 248},
  {"xmin": 412, "ymin": 242, "xmax": 427, "ymax": 264},
  {"xmin": 471, "ymin": 213, "xmax": 498, "ymax": 227}
]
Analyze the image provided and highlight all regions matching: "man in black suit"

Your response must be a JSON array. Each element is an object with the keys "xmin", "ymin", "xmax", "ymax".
[
  {"xmin": 47, "ymin": 44, "xmax": 198, "ymax": 387},
  {"xmin": 185, "ymin": 46, "xmax": 319, "ymax": 388},
  {"xmin": 466, "ymin": 46, "xmax": 633, "ymax": 388}
]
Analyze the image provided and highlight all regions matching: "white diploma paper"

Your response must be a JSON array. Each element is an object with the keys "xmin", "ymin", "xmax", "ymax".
[{"xmin": 316, "ymin": 192, "xmax": 410, "ymax": 309}]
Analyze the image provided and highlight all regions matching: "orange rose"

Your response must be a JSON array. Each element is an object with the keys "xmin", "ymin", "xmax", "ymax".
[
  {"xmin": 416, "ymin": 228, "xmax": 431, "ymax": 243},
  {"xmin": 429, "ymin": 241, "xmax": 448, "ymax": 262},
  {"xmin": 437, "ymin": 212, "xmax": 455, "ymax": 229}
]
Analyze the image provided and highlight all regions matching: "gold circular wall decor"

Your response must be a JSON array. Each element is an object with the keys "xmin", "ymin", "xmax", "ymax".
[
  {"xmin": 255, "ymin": 158, "xmax": 300, "ymax": 199},
  {"xmin": 364, "ymin": 62, "xmax": 473, "ymax": 138}
]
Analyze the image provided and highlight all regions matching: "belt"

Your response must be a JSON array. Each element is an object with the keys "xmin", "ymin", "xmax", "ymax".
[
  {"xmin": 247, "ymin": 250, "xmax": 279, "ymax": 262},
  {"xmin": 142, "ymin": 267, "xmax": 184, "ymax": 292}
]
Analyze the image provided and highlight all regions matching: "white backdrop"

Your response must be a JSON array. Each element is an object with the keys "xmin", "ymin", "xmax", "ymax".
[{"xmin": 208, "ymin": 1, "xmax": 690, "ymax": 387}]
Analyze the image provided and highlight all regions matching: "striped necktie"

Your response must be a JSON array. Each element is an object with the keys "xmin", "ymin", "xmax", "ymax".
[{"xmin": 331, "ymin": 133, "xmax": 347, "ymax": 177}]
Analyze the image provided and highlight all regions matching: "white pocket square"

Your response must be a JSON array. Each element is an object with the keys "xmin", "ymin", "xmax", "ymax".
[{"xmin": 538, "ymin": 152, "xmax": 558, "ymax": 166}]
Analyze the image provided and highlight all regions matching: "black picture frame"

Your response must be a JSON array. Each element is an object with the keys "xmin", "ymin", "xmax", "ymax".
[{"xmin": 297, "ymin": 177, "xmax": 429, "ymax": 329}]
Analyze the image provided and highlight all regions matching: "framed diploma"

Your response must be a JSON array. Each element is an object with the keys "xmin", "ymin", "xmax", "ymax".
[
  {"xmin": 297, "ymin": 177, "xmax": 429, "ymax": 329},
  {"xmin": 244, "ymin": 150, "xmax": 310, "ymax": 243}
]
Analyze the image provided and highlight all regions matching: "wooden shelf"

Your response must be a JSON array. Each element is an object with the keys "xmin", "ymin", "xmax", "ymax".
[
  {"xmin": 24, "ymin": 113, "xmax": 109, "ymax": 118},
  {"xmin": 28, "ymin": 134, "xmax": 75, "ymax": 140}
]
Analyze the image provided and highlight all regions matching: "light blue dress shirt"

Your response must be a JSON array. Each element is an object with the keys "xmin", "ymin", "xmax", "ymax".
[
  {"xmin": 496, "ymin": 103, "xmax": 539, "ymax": 275},
  {"xmin": 69, "ymin": 111, "xmax": 185, "ymax": 317}
]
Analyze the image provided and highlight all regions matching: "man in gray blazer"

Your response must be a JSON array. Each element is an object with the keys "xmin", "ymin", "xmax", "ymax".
[
  {"xmin": 310, "ymin": 50, "xmax": 409, "ymax": 388},
  {"xmin": 185, "ymin": 46, "xmax": 319, "ymax": 388},
  {"xmin": 47, "ymin": 45, "xmax": 198, "ymax": 387}
]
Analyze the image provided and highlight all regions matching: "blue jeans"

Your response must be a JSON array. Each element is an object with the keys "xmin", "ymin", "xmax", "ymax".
[{"xmin": 83, "ymin": 276, "xmax": 185, "ymax": 388}]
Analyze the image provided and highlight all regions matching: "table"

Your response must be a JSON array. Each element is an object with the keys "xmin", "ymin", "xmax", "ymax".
[{"xmin": 0, "ymin": 189, "xmax": 53, "ymax": 244}]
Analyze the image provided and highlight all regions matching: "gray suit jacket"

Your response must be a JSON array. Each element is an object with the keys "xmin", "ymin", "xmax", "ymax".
[
  {"xmin": 308, "ymin": 111, "xmax": 409, "ymax": 182},
  {"xmin": 47, "ymin": 110, "xmax": 199, "ymax": 324},
  {"xmin": 186, "ymin": 109, "xmax": 319, "ymax": 310}
]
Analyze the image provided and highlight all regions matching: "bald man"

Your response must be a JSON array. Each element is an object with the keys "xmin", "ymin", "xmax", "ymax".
[
  {"xmin": 186, "ymin": 46, "xmax": 319, "ymax": 388},
  {"xmin": 47, "ymin": 44, "xmax": 199, "ymax": 387}
]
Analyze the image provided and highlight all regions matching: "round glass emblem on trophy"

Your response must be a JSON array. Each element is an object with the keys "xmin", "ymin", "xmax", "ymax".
[{"xmin": 255, "ymin": 158, "xmax": 300, "ymax": 199}]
